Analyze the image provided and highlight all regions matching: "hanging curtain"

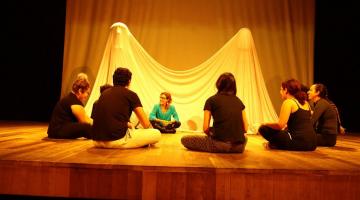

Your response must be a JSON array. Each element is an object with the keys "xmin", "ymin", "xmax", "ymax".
[
  {"xmin": 63, "ymin": 0, "xmax": 315, "ymax": 113},
  {"xmin": 85, "ymin": 22, "xmax": 278, "ymax": 132}
]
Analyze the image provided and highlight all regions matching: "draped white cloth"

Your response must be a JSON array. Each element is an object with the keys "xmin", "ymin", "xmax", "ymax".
[{"xmin": 85, "ymin": 22, "xmax": 278, "ymax": 132}]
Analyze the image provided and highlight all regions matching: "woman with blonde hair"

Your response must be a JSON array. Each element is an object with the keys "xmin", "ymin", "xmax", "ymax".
[{"xmin": 47, "ymin": 73, "xmax": 93, "ymax": 139}]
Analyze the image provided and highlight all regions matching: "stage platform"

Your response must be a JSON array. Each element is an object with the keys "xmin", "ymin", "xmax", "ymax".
[{"xmin": 0, "ymin": 121, "xmax": 359, "ymax": 200}]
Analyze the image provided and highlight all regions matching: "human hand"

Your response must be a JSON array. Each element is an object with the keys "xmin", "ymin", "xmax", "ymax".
[
  {"xmin": 161, "ymin": 120, "xmax": 171, "ymax": 126},
  {"xmin": 127, "ymin": 122, "xmax": 135, "ymax": 130}
]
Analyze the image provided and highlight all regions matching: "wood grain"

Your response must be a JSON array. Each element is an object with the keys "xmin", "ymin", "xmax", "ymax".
[{"xmin": 0, "ymin": 121, "xmax": 359, "ymax": 199}]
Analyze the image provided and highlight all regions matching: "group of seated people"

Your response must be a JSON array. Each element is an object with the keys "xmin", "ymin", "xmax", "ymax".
[{"xmin": 47, "ymin": 67, "xmax": 344, "ymax": 153}]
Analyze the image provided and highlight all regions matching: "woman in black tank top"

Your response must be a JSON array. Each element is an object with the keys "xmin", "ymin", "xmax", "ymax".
[{"xmin": 258, "ymin": 79, "xmax": 317, "ymax": 151}]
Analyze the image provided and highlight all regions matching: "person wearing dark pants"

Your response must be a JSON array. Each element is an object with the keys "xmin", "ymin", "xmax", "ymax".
[
  {"xmin": 181, "ymin": 72, "xmax": 248, "ymax": 153},
  {"xmin": 308, "ymin": 83, "xmax": 339, "ymax": 147},
  {"xmin": 149, "ymin": 92, "xmax": 181, "ymax": 133},
  {"xmin": 47, "ymin": 73, "xmax": 93, "ymax": 139},
  {"xmin": 258, "ymin": 79, "xmax": 316, "ymax": 151}
]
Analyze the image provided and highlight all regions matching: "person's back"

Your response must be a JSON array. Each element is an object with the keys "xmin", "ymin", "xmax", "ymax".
[
  {"xmin": 91, "ymin": 84, "xmax": 112, "ymax": 119},
  {"xmin": 92, "ymin": 86, "xmax": 140, "ymax": 140},
  {"xmin": 181, "ymin": 72, "xmax": 248, "ymax": 153},
  {"xmin": 286, "ymin": 100, "xmax": 317, "ymax": 150},
  {"xmin": 312, "ymin": 99, "xmax": 338, "ymax": 135},
  {"xmin": 206, "ymin": 93, "xmax": 246, "ymax": 143},
  {"xmin": 48, "ymin": 93, "xmax": 82, "ymax": 136},
  {"xmin": 328, "ymin": 100, "xmax": 345, "ymax": 134},
  {"xmin": 91, "ymin": 67, "xmax": 160, "ymax": 148},
  {"xmin": 258, "ymin": 79, "xmax": 316, "ymax": 151}
]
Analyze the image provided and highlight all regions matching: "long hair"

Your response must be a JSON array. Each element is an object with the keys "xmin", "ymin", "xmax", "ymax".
[
  {"xmin": 281, "ymin": 79, "xmax": 307, "ymax": 105},
  {"xmin": 216, "ymin": 72, "xmax": 237, "ymax": 95}
]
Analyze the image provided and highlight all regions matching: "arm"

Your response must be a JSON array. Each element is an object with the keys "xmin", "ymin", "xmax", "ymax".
[
  {"xmin": 149, "ymin": 105, "xmax": 157, "ymax": 121},
  {"xmin": 311, "ymin": 99, "xmax": 328, "ymax": 126},
  {"xmin": 71, "ymin": 105, "xmax": 93, "ymax": 125},
  {"xmin": 149, "ymin": 105, "xmax": 170, "ymax": 125},
  {"xmin": 242, "ymin": 110, "xmax": 249, "ymax": 133},
  {"xmin": 171, "ymin": 106, "xmax": 180, "ymax": 122},
  {"xmin": 134, "ymin": 107, "xmax": 151, "ymax": 128},
  {"xmin": 203, "ymin": 110, "xmax": 211, "ymax": 135},
  {"xmin": 263, "ymin": 99, "xmax": 292, "ymax": 130}
]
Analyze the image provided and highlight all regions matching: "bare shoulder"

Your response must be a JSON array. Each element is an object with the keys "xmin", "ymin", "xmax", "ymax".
[
  {"xmin": 302, "ymin": 101, "xmax": 312, "ymax": 111},
  {"xmin": 282, "ymin": 98, "xmax": 298, "ymax": 112},
  {"xmin": 283, "ymin": 99, "xmax": 296, "ymax": 106}
]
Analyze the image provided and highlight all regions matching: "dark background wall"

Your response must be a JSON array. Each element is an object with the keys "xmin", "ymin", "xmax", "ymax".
[
  {"xmin": 0, "ymin": 1, "xmax": 359, "ymax": 132},
  {"xmin": 314, "ymin": 1, "xmax": 359, "ymax": 132},
  {"xmin": 1, "ymin": 1, "xmax": 65, "ymax": 121}
]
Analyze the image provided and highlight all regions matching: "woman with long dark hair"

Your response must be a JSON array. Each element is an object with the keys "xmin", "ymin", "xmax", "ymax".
[
  {"xmin": 258, "ymin": 79, "xmax": 316, "ymax": 151},
  {"xmin": 181, "ymin": 72, "xmax": 248, "ymax": 153}
]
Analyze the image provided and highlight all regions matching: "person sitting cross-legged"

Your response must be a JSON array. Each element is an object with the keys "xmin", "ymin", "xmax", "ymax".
[
  {"xmin": 149, "ymin": 92, "xmax": 181, "ymax": 134},
  {"xmin": 91, "ymin": 67, "xmax": 161, "ymax": 149}
]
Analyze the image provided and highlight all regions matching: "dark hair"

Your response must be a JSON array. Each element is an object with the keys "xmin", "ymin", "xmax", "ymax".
[
  {"xmin": 314, "ymin": 83, "xmax": 328, "ymax": 99},
  {"xmin": 113, "ymin": 67, "xmax": 132, "ymax": 86},
  {"xmin": 300, "ymin": 84, "xmax": 309, "ymax": 99},
  {"xmin": 216, "ymin": 72, "xmax": 237, "ymax": 95},
  {"xmin": 300, "ymin": 84, "xmax": 309, "ymax": 94},
  {"xmin": 100, "ymin": 84, "xmax": 112, "ymax": 93},
  {"xmin": 281, "ymin": 79, "xmax": 307, "ymax": 105},
  {"xmin": 72, "ymin": 73, "xmax": 90, "ymax": 94}
]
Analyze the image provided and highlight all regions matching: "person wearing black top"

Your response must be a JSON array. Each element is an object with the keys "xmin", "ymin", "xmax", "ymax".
[
  {"xmin": 91, "ymin": 83, "xmax": 112, "ymax": 119},
  {"xmin": 181, "ymin": 72, "xmax": 248, "ymax": 153},
  {"xmin": 258, "ymin": 79, "xmax": 316, "ymax": 151},
  {"xmin": 91, "ymin": 67, "xmax": 160, "ymax": 148},
  {"xmin": 308, "ymin": 83, "xmax": 340, "ymax": 146},
  {"xmin": 47, "ymin": 73, "xmax": 93, "ymax": 139}
]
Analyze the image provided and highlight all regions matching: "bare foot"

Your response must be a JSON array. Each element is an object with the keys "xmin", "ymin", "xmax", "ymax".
[{"xmin": 263, "ymin": 142, "xmax": 277, "ymax": 149}]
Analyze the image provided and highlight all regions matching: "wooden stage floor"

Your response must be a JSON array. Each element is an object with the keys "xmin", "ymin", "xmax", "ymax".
[{"xmin": 0, "ymin": 121, "xmax": 359, "ymax": 200}]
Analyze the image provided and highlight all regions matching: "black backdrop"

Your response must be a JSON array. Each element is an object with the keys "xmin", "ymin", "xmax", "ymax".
[
  {"xmin": 1, "ymin": 1, "xmax": 359, "ymax": 132},
  {"xmin": 314, "ymin": 1, "xmax": 359, "ymax": 132}
]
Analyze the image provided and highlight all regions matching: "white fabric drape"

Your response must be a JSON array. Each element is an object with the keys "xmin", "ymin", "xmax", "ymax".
[{"xmin": 85, "ymin": 22, "xmax": 278, "ymax": 132}]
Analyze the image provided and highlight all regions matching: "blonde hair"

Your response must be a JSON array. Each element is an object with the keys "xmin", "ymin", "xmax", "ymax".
[{"xmin": 72, "ymin": 73, "xmax": 90, "ymax": 94}]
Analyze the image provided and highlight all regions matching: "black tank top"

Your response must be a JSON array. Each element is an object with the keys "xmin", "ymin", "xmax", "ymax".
[{"xmin": 287, "ymin": 99, "xmax": 316, "ymax": 143}]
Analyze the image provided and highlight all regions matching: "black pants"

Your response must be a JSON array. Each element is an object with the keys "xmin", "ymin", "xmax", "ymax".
[
  {"xmin": 181, "ymin": 135, "xmax": 247, "ymax": 153},
  {"xmin": 316, "ymin": 133, "xmax": 337, "ymax": 146},
  {"xmin": 48, "ymin": 123, "xmax": 92, "ymax": 139},
  {"xmin": 150, "ymin": 120, "xmax": 181, "ymax": 133},
  {"xmin": 258, "ymin": 125, "xmax": 316, "ymax": 151}
]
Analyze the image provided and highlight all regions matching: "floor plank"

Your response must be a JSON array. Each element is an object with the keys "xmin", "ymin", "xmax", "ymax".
[{"xmin": 0, "ymin": 121, "xmax": 360, "ymax": 199}]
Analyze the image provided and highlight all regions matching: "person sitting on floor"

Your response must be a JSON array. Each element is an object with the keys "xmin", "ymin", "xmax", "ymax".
[
  {"xmin": 258, "ymin": 79, "xmax": 317, "ymax": 151},
  {"xmin": 149, "ymin": 92, "xmax": 181, "ymax": 133},
  {"xmin": 181, "ymin": 72, "xmax": 248, "ymax": 153},
  {"xmin": 91, "ymin": 83, "xmax": 113, "ymax": 119},
  {"xmin": 47, "ymin": 73, "xmax": 93, "ymax": 139},
  {"xmin": 307, "ymin": 83, "xmax": 343, "ymax": 146},
  {"xmin": 91, "ymin": 67, "xmax": 161, "ymax": 148}
]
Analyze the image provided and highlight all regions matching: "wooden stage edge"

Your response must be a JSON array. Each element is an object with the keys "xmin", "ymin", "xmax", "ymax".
[{"xmin": 0, "ymin": 121, "xmax": 359, "ymax": 200}]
